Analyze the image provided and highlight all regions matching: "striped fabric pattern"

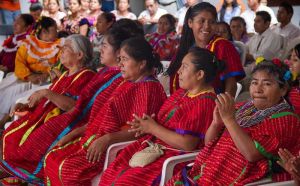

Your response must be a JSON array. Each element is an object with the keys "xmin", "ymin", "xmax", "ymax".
[
  {"xmin": 99, "ymin": 89, "xmax": 216, "ymax": 186},
  {"xmin": 43, "ymin": 80, "xmax": 167, "ymax": 186}
]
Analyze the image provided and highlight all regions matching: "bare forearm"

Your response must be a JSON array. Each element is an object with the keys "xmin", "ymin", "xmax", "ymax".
[
  {"xmin": 150, "ymin": 124, "xmax": 199, "ymax": 151},
  {"xmin": 205, "ymin": 123, "xmax": 223, "ymax": 145},
  {"xmin": 44, "ymin": 90, "xmax": 76, "ymax": 111},
  {"xmin": 225, "ymin": 119, "xmax": 263, "ymax": 162},
  {"xmin": 106, "ymin": 130, "xmax": 136, "ymax": 146},
  {"xmin": 225, "ymin": 77, "xmax": 237, "ymax": 98}
]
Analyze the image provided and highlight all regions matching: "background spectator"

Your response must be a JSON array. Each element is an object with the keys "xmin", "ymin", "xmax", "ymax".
[
  {"xmin": 111, "ymin": 0, "xmax": 137, "ymax": 20},
  {"xmin": 230, "ymin": 16, "xmax": 248, "ymax": 43},
  {"xmin": 219, "ymin": 0, "xmax": 241, "ymax": 24},
  {"xmin": 0, "ymin": 0, "xmax": 21, "ymax": 25},
  {"xmin": 29, "ymin": 0, "xmax": 43, "ymax": 21},
  {"xmin": 43, "ymin": 0, "xmax": 66, "ymax": 29}
]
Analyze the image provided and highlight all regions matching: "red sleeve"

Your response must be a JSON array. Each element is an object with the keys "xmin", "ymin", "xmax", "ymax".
[
  {"xmin": 288, "ymin": 87, "xmax": 300, "ymax": 116},
  {"xmin": 171, "ymin": 96, "xmax": 215, "ymax": 140},
  {"xmin": 250, "ymin": 113, "xmax": 300, "ymax": 157},
  {"xmin": 214, "ymin": 39, "xmax": 245, "ymax": 81}
]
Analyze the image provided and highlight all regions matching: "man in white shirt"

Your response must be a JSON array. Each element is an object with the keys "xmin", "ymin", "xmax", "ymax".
[
  {"xmin": 246, "ymin": 11, "xmax": 282, "ymax": 62},
  {"xmin": 272, "ymin": 2, "xmax": 300, "ymax": 43},
  {"xmin": 175, "ymin": 0, "xmax": 201, "ymax": 34},
  {"xmin": 138, "ymin": 0, "xmax": 168, "ymax": 25},
  {"xmin": 241, "ymin": 0, "xmax": 277, "ymax": 34}
]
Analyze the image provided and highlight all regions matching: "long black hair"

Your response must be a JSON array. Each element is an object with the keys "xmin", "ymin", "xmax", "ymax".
[
  {"xmin": 167, "ymin": 2, "xmax": 217, "ymax": 76},
  {"xmin": 121, "ymin": 37, "xmax": 163, "ymax": 74},
  {"xmin": 34, "ymin": 16, "xmax": 57, "ymax": 39},
  {"xmin": 219, "ymin": 0, "xmax": 238, "ymax": 22},
  {"xmin": 187, "ymin": 47, "xmax": 225, "ymax": 83}
]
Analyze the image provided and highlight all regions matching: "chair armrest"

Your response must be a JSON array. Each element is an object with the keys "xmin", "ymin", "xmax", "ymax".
[
  {"xmin": 103, "ymin": 140, "xmax": 136, "ymax": 170},
  {"xmin": 159, "ymin": 152, "xmax": 199, "ymax": 186},
  {"xmin": 245, "ymin": 178, "xmax": 272, "ymax": 185}
]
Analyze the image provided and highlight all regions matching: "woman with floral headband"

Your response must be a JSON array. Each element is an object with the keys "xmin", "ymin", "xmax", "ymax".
[
  {"xmin": 287, "ymin": 44, "xmax": 300, "ymax": 116},
  {"xmin": 166, "ymin": 60, "xmax": 300, "ymax": 185},
  {"xmin": 0, "ymin": 17, "xmax": 62, "ymax": 126}
]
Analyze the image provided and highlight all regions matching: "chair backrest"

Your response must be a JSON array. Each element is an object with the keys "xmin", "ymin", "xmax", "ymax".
[
  {"xmin": 233, "ymin": 41, "xmax": 246, "ymax": 66},
  {"xmin": 0, "ymin": 70, "xmax": 4, "ymax": 83}
]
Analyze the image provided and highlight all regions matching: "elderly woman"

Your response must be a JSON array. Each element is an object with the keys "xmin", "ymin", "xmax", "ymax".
[
  {"xmin": 0, "ymin": 34, "xmax": 95, "ymax": 184},
  {"xmin": 43, "ymin": 37, "xmax": 167, "ymax": 186},
  {"xmin": 167, "ymin": 60, "xmax": 300, "ymax": 185},
  {"xmin": 145, "ymin": 14, "xmax": 179, "ymax": 61}
]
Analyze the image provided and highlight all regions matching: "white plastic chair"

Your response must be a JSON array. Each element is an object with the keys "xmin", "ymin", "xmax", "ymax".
[
  {"xmin": 92, "ymin": 141, "xmax": 199, "ymax": 186},
  {"xmin": 234, "ymin": 41, "xmax": 247, "ymax": 66},
  {"xmin": 0, "ymin": 70, "xmax": 4, "ymax": 83},
  {"xmin": 235, "ymin": 82, "xmax": 242, "ymax": 100},
  {"xmin": 283, "ymin": 36, "xmax": 300, "ymax": 60}
]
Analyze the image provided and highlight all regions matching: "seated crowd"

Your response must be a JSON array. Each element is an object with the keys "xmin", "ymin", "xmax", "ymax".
[{"xmin": 0, "ymin": 0, "xmax": 300, "ymax": 186}]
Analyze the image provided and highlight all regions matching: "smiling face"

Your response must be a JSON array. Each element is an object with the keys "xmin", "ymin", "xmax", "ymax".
[
  {"xmin": 250, "ymin": 70, "xmax": 287, "ymax": 110},
  {"xmin": 188, "ymin": 10, "xmax": 216, "ymax": 46},
  {"xmin": 13, "ymin": 16, "xmax": 29, "ymax": 35},
  {"xmin": 118, "ymin": 47, "xmax": 146, "ymax": 81},
  {"xmin": 178, "ymin": 53, "xmax": 203, "ymax": 90}
]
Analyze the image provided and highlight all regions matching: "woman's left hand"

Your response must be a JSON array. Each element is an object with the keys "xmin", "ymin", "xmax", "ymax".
[
  {"xmin": 215, "ymin": 92, "xmax": 236, "ymax": 124},
  {"xmin": 277, "ymin": 148, "xmax": 300, "ymax": 180},
  {"xmin": 28, "ymin": 89, "xmax": 48, "ymax": 108},
  {"xmin": 86, "ymin": 135, "xmax": 110, "ymax": 163},
  {"xmin": 128, "ymin": 113, "xmax": 157, "ymax": 137}
]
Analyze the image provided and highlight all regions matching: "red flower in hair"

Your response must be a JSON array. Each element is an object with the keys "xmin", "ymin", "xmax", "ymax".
[{"xmin": 272, "ymin": 58, "xmax": 282, "ymax": 67}]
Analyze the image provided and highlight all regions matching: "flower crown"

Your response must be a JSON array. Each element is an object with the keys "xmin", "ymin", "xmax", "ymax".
[{"xmin": 255, "ymin": 57, "xmax": 292, "ymax": 81}]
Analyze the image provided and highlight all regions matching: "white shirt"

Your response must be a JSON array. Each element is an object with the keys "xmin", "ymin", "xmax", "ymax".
[
  {"xmin": 272, "ymin": 22, "xmax": 300, "ymax": 44},
  {"xmin": 111, "ymin": 10, "xmax": 137, "ymax": 20},
  {"xmin": 241, "ymin": 4, "xmax": 278, "ymax": 34},
  {"xmin": 246, "ymin": 28, "xmax": 282, "ymax": 60},
  {"xmin": 175, "ymin": 6, "xmax": 188, "ymax": 32},
  {"xmin": 138, "ymin": 7, "xmax": 168, "ymax": 24}
]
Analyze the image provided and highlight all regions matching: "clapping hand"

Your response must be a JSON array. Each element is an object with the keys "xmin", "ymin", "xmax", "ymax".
[
  {"xmin": 277, "ymin": 148, "xmax": 300, "ymax": 181},
  {"xmin": 128, "ymin": 113, "xmax": 156, "ymax": 137},
  {"xmin": 215, "ymin": 92, "xmax": 236, "ymax": 125}
]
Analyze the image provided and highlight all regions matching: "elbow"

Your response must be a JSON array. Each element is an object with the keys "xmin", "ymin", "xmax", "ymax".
[
  {"xmin": 181, "ymin": 141, "xmax": 198, "ymax": 151},
  {"xmin": 244, "ymin": 152, "xmax": 263, "ymax": 162}
]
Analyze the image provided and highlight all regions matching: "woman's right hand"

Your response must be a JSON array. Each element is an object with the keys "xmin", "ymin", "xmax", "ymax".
[
  {"xmin": 10, "ymin": 103, "xmax": 29, "ymax": 115},
  {"xmin": 57, "ymin": 131, "xmax": 77, "ymax": 146}
]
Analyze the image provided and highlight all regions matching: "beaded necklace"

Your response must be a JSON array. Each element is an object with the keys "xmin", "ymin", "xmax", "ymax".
[{"xmin": 235, "ymin": 100, "xmax": 291, "ymax": 128}]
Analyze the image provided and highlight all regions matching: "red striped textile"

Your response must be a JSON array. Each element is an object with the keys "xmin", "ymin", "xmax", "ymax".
[
  {"xmin": 169, "ymin": 36, "xmax": 245, "ymax": 94},
  {"xmin": 99, "ymin": 89, "xmax": 216, "ymax": 186},
  {"xmin": 43, "ymin": 80, "xmax": 167, "ymax": 186},
  {"xmin": 166, "ymin": 105, "xmax": 300, "ymax": 185},
  {"xmin": 288, "ymin": 87, "xmax": 300, "ymax": 116}
]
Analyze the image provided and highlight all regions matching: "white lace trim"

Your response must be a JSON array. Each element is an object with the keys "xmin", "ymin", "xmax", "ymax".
[
  {"xmin": 24, "ymin": 35, "xmax": 64, "ymax": 54},
  {"xmin": 2, "ymin": 33, "xmax": 26, "ymax": 53},
  {"xmin": 24, "ymin": 43, "xmax": 60, "ymax": 61}
]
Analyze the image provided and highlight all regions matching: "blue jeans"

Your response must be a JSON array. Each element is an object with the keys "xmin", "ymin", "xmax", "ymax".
[{"xmin": 0, "ymin": 9, "xmax": 21, "ymax": 25}]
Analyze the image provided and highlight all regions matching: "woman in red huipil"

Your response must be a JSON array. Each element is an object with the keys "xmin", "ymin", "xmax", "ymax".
[
  {"xmin": 43, "ymin": 37, "xmax": 167, "ymax": 186},
  {"xmin": 0, "ymin": 14, "xmax": 34, "ymax": 74},
  {"xmin": 288, "ymin": 44, "xmax": 300, "ymax": 116},
  {"xmin": 167, "ymin": 2, "xmax": 245, "ymax": 96},
  {"xmin": 0, "ymin": 22, "xmax": 143, "ymax": 185},
  {"xmin": 166, "ymin": 60, "xmax": 300, "ymax": 185},
  {"xmin": 99, "ymin": 47, "xmax": 223, "ymax": 186},
  {"xmin": 0, "ymin": 34, "xmax": 95, "ymax": 184}
]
